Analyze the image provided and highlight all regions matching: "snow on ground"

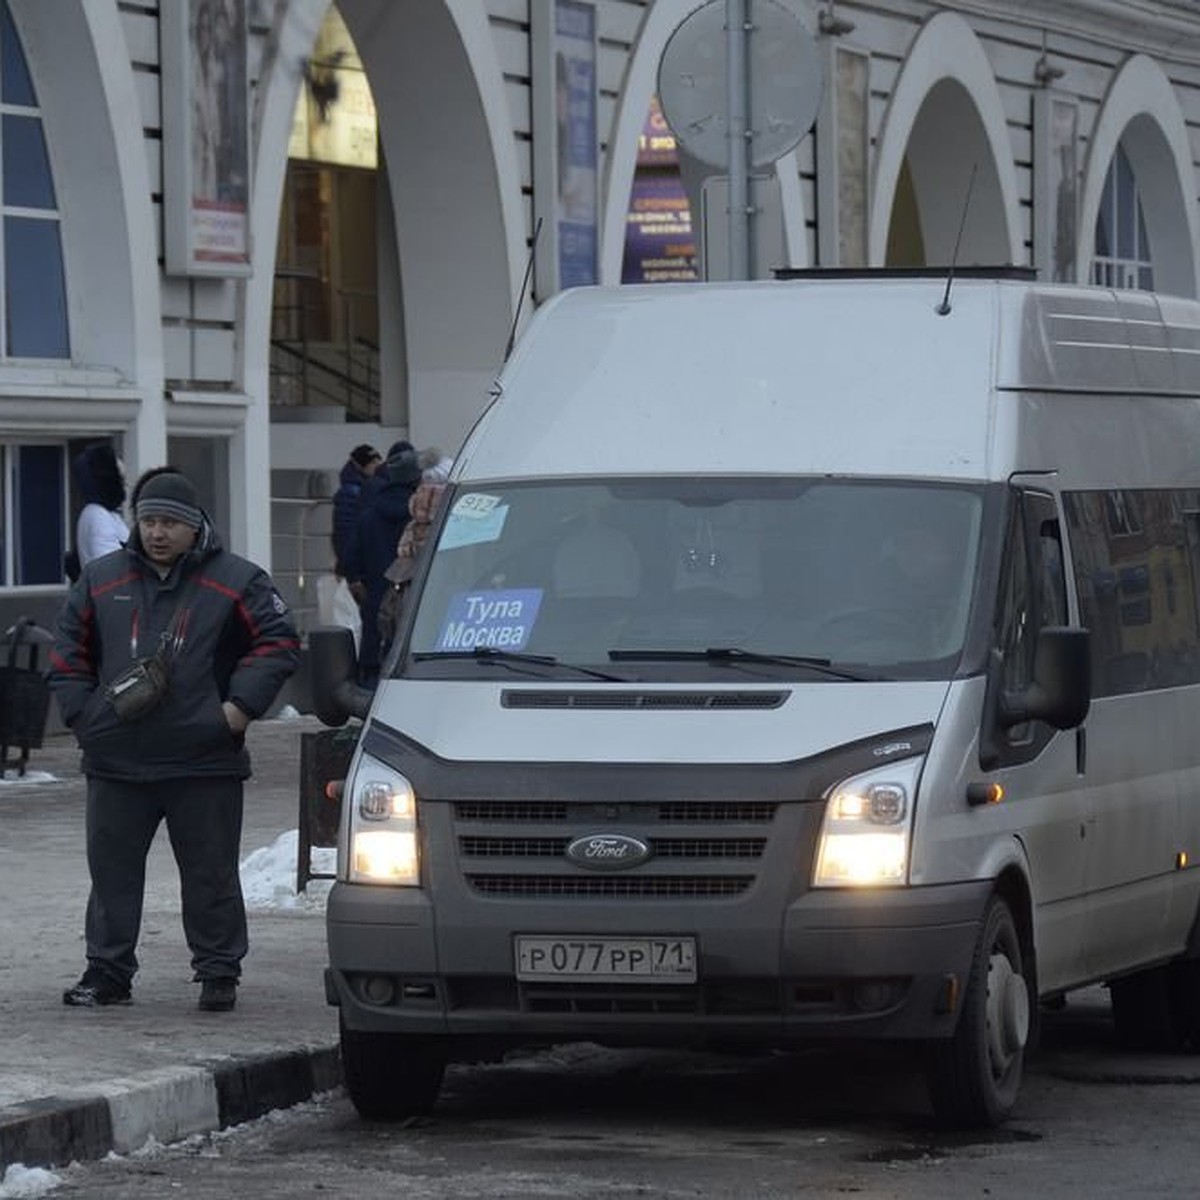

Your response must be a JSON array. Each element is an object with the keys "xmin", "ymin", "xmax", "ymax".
[
  {"xmin": 240, "ymin": 829, "xmax": 334, "ymax": 912},
  {"xmin": 0, "ymin": 1164, "xmax": 61, "ymax": 1198},
  {"xmin": 0, "ymin": 770, "xmax": 58, "ymax": 786}
]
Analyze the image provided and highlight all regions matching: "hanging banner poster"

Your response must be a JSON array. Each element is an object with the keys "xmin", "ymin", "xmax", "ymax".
[
  {"xmin": 163, "ymin": 0, "xmax": 252, "ymax": 275},
  {"xmin": 533, "ymin": 0, "xmax": 599, "ymax": 297}
]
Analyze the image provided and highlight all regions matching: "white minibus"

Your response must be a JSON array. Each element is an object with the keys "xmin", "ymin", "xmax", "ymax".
[{"xmin": 311, "ymin": 273, "xmax": 1200, "ymax": 1127}]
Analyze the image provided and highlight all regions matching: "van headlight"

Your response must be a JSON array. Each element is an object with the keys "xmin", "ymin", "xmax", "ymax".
[
  {"xmin": 812, "ymin": 756, "xmax": 923, "ymax": 887},
  {"xmin": 347, "ymin": 757, "xmax": 420, "ymax": 886}
]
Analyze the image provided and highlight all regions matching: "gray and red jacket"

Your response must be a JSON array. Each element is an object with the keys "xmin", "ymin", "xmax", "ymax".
[{"xmin": 47, "ymin": 519, "xmax": 300, "ymax": 781}]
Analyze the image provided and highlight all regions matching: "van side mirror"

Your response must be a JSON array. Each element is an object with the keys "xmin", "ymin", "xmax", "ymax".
[
  {"xmin": 1000, "ymin": 626, "xmax": 1091, "ymax": 731},
  {"xmin": 309, "ymin": 626, "xmax": 374, "ymax": 726}
]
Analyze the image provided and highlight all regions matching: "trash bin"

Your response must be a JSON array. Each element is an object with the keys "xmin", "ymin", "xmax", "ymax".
[
  {"xmin": 0, "ymin": 617, "xmax": 53, "ymax": 778},
  {"xmin": 297, "ymin": 723, "xmax": 359, "ymax": 891}
]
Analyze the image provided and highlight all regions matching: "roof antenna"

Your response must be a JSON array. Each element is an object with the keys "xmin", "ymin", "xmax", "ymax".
[
  {"xmin": 503, "ymin": 217, "xmax": 544, "ymax": 363},
  {"xmin": 935, "ymin": 163, "xmax": 979, "ymax": 317}
]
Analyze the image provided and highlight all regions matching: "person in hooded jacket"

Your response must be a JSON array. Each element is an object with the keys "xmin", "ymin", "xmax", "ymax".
[
  {"xmin": 69, "ymin": 440, "xmax": 128, "ymax": 577},
  {"xmin": 342, "ymin": 442, "xmax": 422, "ymax": 686},
  {"xmin": 47, "ymin": 468, "xmax": 300, "ymax": 1013},
  {"xmin": 330, "ymin": 442, "xmax": 385, "ymax": 578}
]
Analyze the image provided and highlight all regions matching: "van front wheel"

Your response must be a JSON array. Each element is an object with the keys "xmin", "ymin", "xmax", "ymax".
[
  {"xmin": 924, "ymin": 895, "xmax": 1029, "ymax": 1128},
  {"xmin": 340, "ymin": 1017, "xmax": 447, "ymax": 1121}
]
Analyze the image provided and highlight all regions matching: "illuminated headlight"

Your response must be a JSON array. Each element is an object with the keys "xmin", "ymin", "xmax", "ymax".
[
  {"xmin": 812, "ymin": 756, "xmax": 923, "ymax": 888},
  {"xmin": 347, "ymin": 758, "xmax": 420, "ymax": 885}
]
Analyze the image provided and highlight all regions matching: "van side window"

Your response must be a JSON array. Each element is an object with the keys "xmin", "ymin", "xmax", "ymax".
[
  {"xmin": 996, "ymin": 491, "xmax": 1066, "ymax": 697},
  {"xmin": 996, "ymin": 505, "xmax": 1034, "ymax": 696},
  {"xmin": 1037, "ymin": 516, "xmax": 1068, "ymax": 628},
  {"xmin": 1063, "ymin": 488, "xmax": 1200, "ymax": 696}
]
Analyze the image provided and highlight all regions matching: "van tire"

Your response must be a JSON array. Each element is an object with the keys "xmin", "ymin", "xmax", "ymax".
[
  {"xmin": 925, "ymin": 895, "xmax": 1028, "ymax": 1128},
  {"xmin": 340, "ymin": 1018, "xmax": 447, "ymax": 1120}
]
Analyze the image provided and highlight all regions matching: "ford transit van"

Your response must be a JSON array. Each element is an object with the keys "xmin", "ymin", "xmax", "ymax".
[{"xmin": 311, "ymin": 273, "xmax": 1200, "ymax": 1127}]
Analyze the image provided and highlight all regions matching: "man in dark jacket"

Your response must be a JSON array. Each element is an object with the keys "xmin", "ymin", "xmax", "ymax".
[
  {"xmin": 331, "ymin": 442, "xmax": 384, "ymax": 576},
  {"xmin": 342, "ymin": 442, "xmax": 421, "ymax": 686},
  {"xmin": 47, "ymin": 469, "xmax": 300, "ymax": 1012}
]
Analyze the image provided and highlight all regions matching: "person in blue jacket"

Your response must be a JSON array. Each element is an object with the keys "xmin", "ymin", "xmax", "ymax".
[
  {"xmin": 47, "ymin": 468, "xmax": 300, "ymax": 1012},
  {"xmin": 330, "ymin": 442, "xmax": 385, "ymax": 577},
  {"xmin": 342, "ymin": 442, "xmax": 422, "ymax": 686}
]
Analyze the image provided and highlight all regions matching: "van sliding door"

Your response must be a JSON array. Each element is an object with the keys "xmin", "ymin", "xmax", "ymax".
[{"xmin": 1064, "ymin": 487, "xmax": 1194, "ymax": 979}]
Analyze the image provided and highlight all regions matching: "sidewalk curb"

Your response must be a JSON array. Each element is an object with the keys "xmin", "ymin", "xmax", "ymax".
[{"xmin": 0, "ymin": 1044, "xmax": 341, "ymax": 1170}]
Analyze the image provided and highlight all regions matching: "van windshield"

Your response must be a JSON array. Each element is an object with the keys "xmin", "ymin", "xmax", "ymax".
[{"xmin": 402, "ymin": 477, "xmax": 984, "ymax": 681}]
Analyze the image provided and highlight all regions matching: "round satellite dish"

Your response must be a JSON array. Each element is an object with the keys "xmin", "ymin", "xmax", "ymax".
[{"xmin": 658, "ymin": 0, "xmax": 824, "ymax": 170}]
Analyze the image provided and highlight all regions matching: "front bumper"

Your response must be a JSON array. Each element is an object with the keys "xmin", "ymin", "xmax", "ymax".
[{"xmin": 325, "ymin": 877, "xmax": 991, "ymax": 1046}]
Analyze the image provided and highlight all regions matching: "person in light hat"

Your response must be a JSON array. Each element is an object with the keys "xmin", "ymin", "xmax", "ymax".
[{"xmin": 48, "ymin": 467, "xmax": 300, "ymax": 1014}]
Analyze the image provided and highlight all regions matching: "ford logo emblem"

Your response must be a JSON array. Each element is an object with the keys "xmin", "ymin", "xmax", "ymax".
[{"xmin": 565, "ymin": 833, "xmax": 652, "ymax": 871}]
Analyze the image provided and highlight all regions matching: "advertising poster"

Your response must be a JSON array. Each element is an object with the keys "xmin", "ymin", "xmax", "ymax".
[
  {"xmin": 164, "ymin": 0, "xmax": 251, "ymax": 275},
  {"xmin": 533, "ymin": 0, "xmax": 598, "ymax": 297},
  {"xmin": 1034, "ymin": 91, "xmax": 1078, "ymax": 285},
  {"xmin": 553, "ymin": 0, "xmax": 598, "ymax": 288},
  {"xmin": 621, "ymin": 97, "xmax": 697, "ymax": 283}
]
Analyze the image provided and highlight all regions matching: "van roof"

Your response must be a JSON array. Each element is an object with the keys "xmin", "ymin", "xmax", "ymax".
[{"xmin": 457, "ymin": 278, "xmax": 1200, "ymax": 484}]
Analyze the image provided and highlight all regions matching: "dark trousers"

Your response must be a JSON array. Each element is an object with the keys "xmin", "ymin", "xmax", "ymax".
[{"xmin": 84, "ymin": 775, "xmax": 246, "ymax": 987}]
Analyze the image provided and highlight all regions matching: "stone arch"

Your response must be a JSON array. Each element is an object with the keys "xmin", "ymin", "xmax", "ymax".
[
  {"xmin": 247, "ymin": 0, "xmax": 524, "ymax": 459},
  {"xmin": 601, "ymin": 0, "xmax": 810, "ymax": 282},
  {"xmin": 870, "ymin": 11, "xmax": 1021, "ymax": 268},
  {"xmin": 1077, "ymin": 54, "xmax": 1199, "ymax": 298}
]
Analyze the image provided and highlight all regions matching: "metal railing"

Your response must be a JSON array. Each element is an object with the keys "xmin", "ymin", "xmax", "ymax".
[
  {"xmin": 270, "ymin": 271, "xmax": 380, "ymax": 419},
  {"xmin": 270, "ymin": 495, "xmax": 334, "ymax": 639},
  {"xmin": 270, "ymin": 339, "xmax": 379, "ymax": 420}
]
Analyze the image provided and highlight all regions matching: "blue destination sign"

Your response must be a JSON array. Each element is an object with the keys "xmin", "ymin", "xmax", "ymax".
[{"xmin": 436, "ymin": 589, "xmax": 544, "ymax": 652}]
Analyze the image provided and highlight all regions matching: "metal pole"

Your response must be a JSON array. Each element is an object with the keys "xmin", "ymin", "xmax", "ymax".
[{"xmin": 726, "ymin": 0, "xmax": 750, "ymax": 280}]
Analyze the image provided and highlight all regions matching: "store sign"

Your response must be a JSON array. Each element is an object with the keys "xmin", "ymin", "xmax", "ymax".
[
  {"xmin": 622, "ymin": 97, "xmax": 697, "ymax": 284},
  {"xmin": 636, "ymin": 97, "xmax": 679, "ymax": 168},
  {"xmin": 622, "ymin": 175, "xmax": 697, "ymax": 283}
]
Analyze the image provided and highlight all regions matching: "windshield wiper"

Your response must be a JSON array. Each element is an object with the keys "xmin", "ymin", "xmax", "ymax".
[
  {"xmin": 413, "ymin": 647, "xmax": 628, "ymax": 682},
  {"xmin": 608, "ymin": 647, "xmax": 878, "ymax": 682}
]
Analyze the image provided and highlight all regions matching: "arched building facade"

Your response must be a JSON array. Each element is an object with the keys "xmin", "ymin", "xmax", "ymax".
[{"xmin": 4, "ymin": 0, "xmax": 1200, "ymax": 639}]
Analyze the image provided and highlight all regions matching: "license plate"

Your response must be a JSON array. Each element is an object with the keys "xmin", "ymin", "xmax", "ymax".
[{"xmin": 515, "ymin": 935, "xmax": 697, "ymax": 982}]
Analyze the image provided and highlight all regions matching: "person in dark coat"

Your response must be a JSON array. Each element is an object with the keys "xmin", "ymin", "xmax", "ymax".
[
  {"xmin": 47, "ymin": 469, "xmax": 300, "ymax": 1012},
  {"xmin": 342, "ymin": 442, "xmax": 422, "ymax": 685},
  {"xmin": 331, "ymin": 442, "xmax": 385, "ymax": 576}
]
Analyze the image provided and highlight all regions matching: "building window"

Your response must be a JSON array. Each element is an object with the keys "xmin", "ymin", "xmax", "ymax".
[
  {"xmin": 1091, "ymin": 144, "xmax": 1153, "ymax": 292},
  {"xmin": 0, "ymin": 1, "xmax": 68, "ymax": 358},
  {"xmin": 2, "ymin": 442, "xmax": 66, "ymax": 586}
]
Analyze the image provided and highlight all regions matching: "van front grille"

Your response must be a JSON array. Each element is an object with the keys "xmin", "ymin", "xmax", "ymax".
[
  {"xmin": 451, "ymin": 796, "xmax": 785, "ymax": 900},
  {"xmin": 466, "ymin": 874, "xmax": 753, "ymax": 898},
  {"xmin": 459, "ymin": 836, "xmax": 767, "ymax": 859},
  {"xmin": 456, "ymin": 801, "xmax": 570, "ymax": 822},
  {"xmin": 454, "ymin": 801, "xmax": 778, "ymax": 823}
]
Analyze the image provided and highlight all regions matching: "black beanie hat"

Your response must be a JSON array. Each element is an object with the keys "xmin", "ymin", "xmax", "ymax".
[
  {"xmin": 136, "ymin": 471, "xmax": 203, "ymax": 529},
  {"xmin": 386, "ymin": 446, "xmax": 422, "ymax": 486}
]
